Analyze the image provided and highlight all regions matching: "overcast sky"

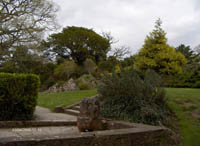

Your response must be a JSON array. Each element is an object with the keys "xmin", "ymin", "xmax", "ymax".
[{"xmin": 52, "ymin": 0, "xmax": 200, "ymax": 54}]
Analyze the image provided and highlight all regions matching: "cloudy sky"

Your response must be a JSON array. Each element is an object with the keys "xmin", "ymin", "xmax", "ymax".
[{"xmin": 52, "ymin": 0, "xmax": 200, "ymax": 54}]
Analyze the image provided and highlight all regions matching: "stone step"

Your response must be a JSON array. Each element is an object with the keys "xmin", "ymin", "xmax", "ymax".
[
  {"xmin": 70, "ymin": 105, "xmax": 80, "ymax": 111},
  {"xmin": 64, "ymin": 109, "xmax": 80, "ymax": 116}
]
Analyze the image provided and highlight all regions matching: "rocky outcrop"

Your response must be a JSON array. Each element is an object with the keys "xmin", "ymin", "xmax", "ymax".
[{"xmin": 44, "ymin": 78, "xmax": 78, "ymax": 93}]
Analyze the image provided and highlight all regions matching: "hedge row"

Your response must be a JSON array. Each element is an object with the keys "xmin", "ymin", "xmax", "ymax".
[
  {"xmin": 163, "ymin": 70, "xmax": 200, "ymax": 88},
  {"xmin": 0, "ymin": 73, "xmax": 40, "ymax": 120}
]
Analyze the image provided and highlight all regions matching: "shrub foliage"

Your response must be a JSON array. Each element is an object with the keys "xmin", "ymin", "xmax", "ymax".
[
  {"xmin": 0, "ymin": 73, "xmax": 40, "ymax": 120},
  {"xmin": 164, "ymin": 69, "xmax": 200, "ymax": 88},
  {"xmin": 76, "ymin": 74, "xmax": 97, "ymax": 90},
  {"xmin": 54, "ymin": 61, "xmax": 78, "ymax": 81},
  {"xmin": 98, "ymin": 68, "xmax": 169, "ymax": 125}
]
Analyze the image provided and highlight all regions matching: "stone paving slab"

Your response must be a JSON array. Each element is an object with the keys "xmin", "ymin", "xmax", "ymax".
[
  {"xmin": 34, "ymin": 106, "xmax": 77, "ymax": 121},
  {"xmin": 0, "ymin": 120, "xmax": 77, "ymax": 128},
  {"xmin": 0, "ymin": 106, "xmax": 79, "ymax": 144},
  {"xmin": 0, "ymin": 126, "xmax": 79, "ymax": 143}
]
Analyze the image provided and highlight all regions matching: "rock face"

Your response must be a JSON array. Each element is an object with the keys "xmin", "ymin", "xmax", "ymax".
[
  {"xmin": 77, "ymin": 98, "xmax": 103, "ymax": 132},
  {"xmin": 45, "ymin": 78, "xmax": 78, "ymax": 93}
]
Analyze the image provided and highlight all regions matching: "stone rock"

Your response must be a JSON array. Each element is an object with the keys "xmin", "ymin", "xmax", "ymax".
[
  {"xmin": 77, "ymin": 117, "xmax": 104, "ymax": 132},
  {"xmin": 62, "ymin": 78, "xmax": 78, "ymax": 91},
  {"xmin": 77, "ymin": 98, "xmax": 103, "ymax": 132},
  {"xmin": 44, "ymin": 78, "xmax": 78, "ymax": 93},
  {"xmin": 79, "ymin": 98, "xmax": 100, "ymax": 119}
]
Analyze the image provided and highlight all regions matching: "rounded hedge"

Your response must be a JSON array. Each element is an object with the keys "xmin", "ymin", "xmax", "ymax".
[{"xmin": 0, "ymin": 73, "xmax": 40, "ymax": 120}]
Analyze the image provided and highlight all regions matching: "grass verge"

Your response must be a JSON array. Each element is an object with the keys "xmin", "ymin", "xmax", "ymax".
[
  {"xmin": 166, "ymin": 88, "xmax": 200, "ymax": 146},
  {"xmin": 38, "ymin": 89, "xmax": 97, "ymax": 110}
]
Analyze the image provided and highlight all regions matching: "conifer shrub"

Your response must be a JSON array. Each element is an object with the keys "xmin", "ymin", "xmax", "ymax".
[
  {"xmin": 0, "ymin": 73, "xmax": 40, "ymax": 120},
  {"xmin": 134, "ymin": 19, "xmax": 186, "ymax": 75},
  {"xmin": 98, "ymin": 68, "xmax": 169, "ymax": 125}
]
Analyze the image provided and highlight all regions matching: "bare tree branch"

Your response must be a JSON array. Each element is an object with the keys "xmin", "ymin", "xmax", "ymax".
[
  {"xmin": 111, "ymin": 46, "xmax": 131, "ymax": 60},
  {"xmin": 102, "ymin": 32, "xmax": 118, "ymax": 45}
]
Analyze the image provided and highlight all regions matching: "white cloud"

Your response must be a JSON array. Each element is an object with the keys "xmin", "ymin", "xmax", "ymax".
[{"xmin": 52, "ymin": 0, "xmax": 200, "ymax": 54}]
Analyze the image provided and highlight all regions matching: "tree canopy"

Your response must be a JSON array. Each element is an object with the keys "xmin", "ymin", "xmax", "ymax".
[
  {"xmin": 45, "ymin": 26, "xmax": 111, "ymax": 65},
  {"xmin": 176, "ymin": 44, "xmax": 195, "ymax": 64},
  {"xmin": 134, "ymin": 19, "xmax": 186, "ymax": 75},
  {"xmin": 0, "ymin": 0, "xmax": 58, "ymax": 59}
]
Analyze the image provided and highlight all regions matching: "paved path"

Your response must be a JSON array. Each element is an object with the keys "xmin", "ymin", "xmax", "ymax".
[
  {"xmin": 0, "ymin": 106, "xmax": 79, "ymax": 144},
  {"xmin": 34, "ymin": 106, "xmax": 77, "ymax": 121},
  {"xmin": 0, "ymin": 126, "xmax": 79, "ymax": 143}
]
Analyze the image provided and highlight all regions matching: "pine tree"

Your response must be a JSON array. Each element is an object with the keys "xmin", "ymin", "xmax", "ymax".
[{"xmin": 134, "ymin": 19, "xmax": 186, "ymax": 75}]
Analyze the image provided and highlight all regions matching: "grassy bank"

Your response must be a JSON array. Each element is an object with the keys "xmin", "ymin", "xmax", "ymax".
[
  {"xmin": 166, "ymin": 88, "xmax": 200, "ymax": 146},
  {"xmin": 38, "ymin": 89, "xmax": 97, "ymax": 110}
]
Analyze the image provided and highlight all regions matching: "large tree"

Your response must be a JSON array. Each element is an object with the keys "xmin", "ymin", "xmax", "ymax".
[
  {"xmin": 0, "ymin": 0, "xmax": 58, "ymax": 59},
  {"xmin": 44, "ymin": 26, "xmax": 111, "ymax": 65},
  {"xmin": 134, "ymin": 19, "xmax": 186, "ymax": 75}
]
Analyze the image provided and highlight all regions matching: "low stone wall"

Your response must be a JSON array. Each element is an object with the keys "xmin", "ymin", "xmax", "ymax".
[
  {"xmin": 0, "ymin": 121, "xmax": 168, "ymax": 146},
  {"xmin": 0, "ymin": 120, "xmax": 76, "ymax": 128}
]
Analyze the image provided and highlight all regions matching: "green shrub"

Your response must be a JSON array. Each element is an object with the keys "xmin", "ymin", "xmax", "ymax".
[
  {"xmin": 83, "ymin": 59, "xmax": 97, "ymax": 75},
  {"xmin": 78, "ymin": 74, "xmax": 96, "ymax": 83},
  {"xmin": 98, "ymin": 60, "xmax": 113, "ymax": 72},
  {"xmin": 54, "ymin": 61, "xmax": 78, "ymax": 81},
  {"xmin": 78, "ymin": 81, "xmax": 91, "ymax": 90},
  {"xmin": 98, "ymin": 68, "xmax": 169, "ymax": 125},
  {"xmin": 163, "ymin": 68, "xmax": 200, "ymax": 88},
  {"xmin": 74, "ymin": 66, "xmax": 87, "ymax": 78},
  {"xmin": 36, "ymin": 63, "xmax": 56, "ymax": 86},
  {"xmin": 76, "ymin": 74, "xmax": 97, "ymax": 90},
  {"xmin": 40, "ymin": 77, "xmax": 56, "ymax": 91},
  {"xmin": 0, "ymin": 73, "xmax": 40, "ymax": 120}
]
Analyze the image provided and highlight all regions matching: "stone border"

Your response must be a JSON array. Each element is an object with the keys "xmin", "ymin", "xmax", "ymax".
[
  {"xmin": 0, "ymin": 121, "xmax": 168, "ymax": 146},
  {"xmin": 0, "ymin": 120, "xmax": 76, "ymax": 128},
  {"xmin": 63, "ymin": 102, "xmax": 80, "ymax": 110}
]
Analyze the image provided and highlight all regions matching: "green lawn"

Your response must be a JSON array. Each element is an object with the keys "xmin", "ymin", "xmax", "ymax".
[
  {"xmin": 38, "ymin": 88, "xmax": 200, "ymax": 146},
  {"xmin": 38, "ymin": 89, "xmax": 97, "ymax": 110},
  {"xmin": 166, "ymin": 88, "xmax": 200, "ymax": 146}
]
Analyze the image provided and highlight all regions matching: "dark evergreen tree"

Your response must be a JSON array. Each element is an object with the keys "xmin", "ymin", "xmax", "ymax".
[{"xmin": 45, "ymin": 26, "xmax": 111, "ymax": 65}]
